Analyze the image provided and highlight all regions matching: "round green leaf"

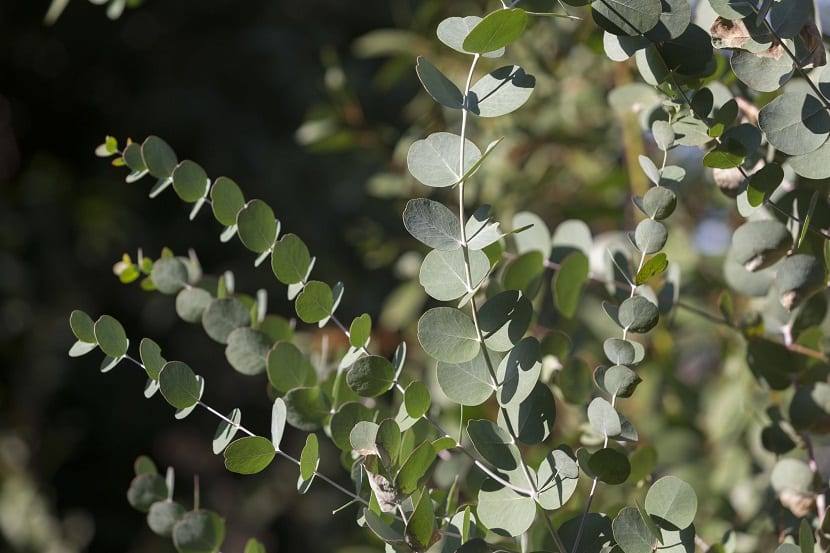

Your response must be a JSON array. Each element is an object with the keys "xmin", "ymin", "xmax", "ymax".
[
  {"xmin": 730, "ymin": 48, "xmax": 794, "ymax": 93},
  {"xmin": 376, "ymin": 418, "xmax": 402, "ymax": 466},
  {"xmin": 561, "ymin": 513, "xmax": 614, "ymax": 553},
  {"xmin": 789, "ymin": 141, "xmax": 830, "ymax": 179},
  {"xmin": 175, "ymin": 287, "xmax": 212, "ymax": 323},
  {"xmin": 283, "ymin": 386, "xmax": 330, "ymax": 431},
  {"xmin": 553, "ymin": 251, "xmax": 589, "ymax": 318},
  {"xmin": 347, "ymin": 355, "xmax": 395, "ymax": 397},
  {"xmin": 418, "ymin": 307, "xmax": 480, "ymax": 363},
  {"xmin": 402, "ymin": 198, "xmax": 461, "ymax": 251},
  {"xmin": 415, "ymin": 57, "xmax": 463, "ymax": 109},
  {"xmin": 94, "ymin": 315, "xmax": 129, "ymax": 358},
  {"xmin": 535, "ymin": 448, "xmax": 579, "ymax": 510},
  {"xmin": 419, "ymin": 248, "xmax": 489, "ymax": 301},
  {"xmin": 350, "ymin": 421, "xmax": 380, "ymax": 455},
  {"xmin": 123, "ymin": 142, "xmax": 146, "ymax": 173},
  {"xmin": 771, "ymin": 458, "xmax": 814, "ymax": 496},
  {"xmin": 775, "ymin": 253, "xmax": 826, "ymax": 311},
  {"xmin": 498, "ymin": 381, "xmax": 556, "ymax": 444},
  {"xmin": 645, "ymin": 475, "xmax": 698, "ymax": 529},
  {"xmin": 210, "ymin": 177, "xmax": 245, "ymax": 227},
  {"xmin": 709, "ymin": 0, "xmax": 754, "ymax": 18},
  {"xmin": 271, "ymin": 233, "xmax": 311, "ymax": 285},
  {"xmin": 147, "ymin": 500, "xmax": 185, "ymax": 537},
  {"xmin": 172, "ymin": 510, "xmax": 225, "ymax": 553},
  {"xmin": 349, "ymin": 313, "xmax": 372, "ymax": 348},
  {"xmin": 437, "ymin": 16, "xmax": 505, "ymax": 57},
  {"xmin": 462, "ymin": 8, "xmax": 528, "ymax": 53},
  {"xmin": 759, "ymin": 91, "xmax": 830, "ymax": 156},
  {"xmin": 225, "ymin": 327, "xmax": 271, "ymax": 376},
  {"xmin": 70, "ymin": 309, "xmax": 96, "ymax": 343},
  {"xmin": 728, "ymin": 219, "xmax": 792, "ymax": 272},
  {"xmin": 591, "ymin": 0, "xmax": 661, "ymax": 36},
  {"xmin": 159, "ymin": 361, "xmax": 201, "ymax": 410},
  {"xmin": 139, "ymin": 338, "xmax": 166, "ymax": 380},
  {"xmin": 330, "ymin": 402, "xmax": 373, "ymax": 450},
  {"xmin": 436, "ymin": 349, "xmax": 495, "ymax": 406},
  {"xmin": 594, "ymin": 365, "xmax": 642, "ymax": 398},
  {"xmin": 151, "ymin": 257, "xmax": 189, "ymax": 294},
  {"xmin": 172, "ymin": 160, "xmax": 209, "ymax": 203},
  {"xmin": 295, "ymin": 280, "xmax": 333, "ymax": 324},
  {"xmin": 497, "ymin": 336, "xmax": 542, "ymax": 406},
  {"xmin": 513, "ymin": 211, "xmax": 551, "ymax": 255},
  {"xmin": 127, "ymin": 473, "xmax": 168, "ymax": 512},
  {"xmin": 404, "ymin": 381, "xmax": 431, "ymax": 418},
  {"xmin": 142, "ymin": 136, "xmax": 177, "ymax": 180},
  {"xmin": 468, "ymin": 65, "xmax": 536, "ymax": 118},
  {"xmin": 266, "ymin": 342, "xmax": 317, "ymax": 394},
  {"xmin": 299, "ymin": 434, "xmax": 319, "ymax": 480},
  {"xmin": 588, "ymin": 447, "xmax": 631, "ymax": 484},
  {"xmin": 634, "ymin": 219, "xmax": 667, "ymax": 254},
  {"xmin": 644, "ymin": 0, "xmax": 690, "ymax": 41},
  {"xmin": 201, "ymin": 298, "xmax": 250, "ymax": 344},
  {"xmin": 466, "ymin": 419, "xmax": 523, "ymax": 477},
  {"xmin": 588, "ymin": 397, "xmax": 622, "ymax": 437},
  {"xmin": 395, "ymin": 441, "xmax": 437, "ymax": 495},
  {"xmin": 603, "ymin": 338, "xmax": 635, "ymax": 365},
  {"xmin": 479, "ymin": 290, "xmax": 532, "ymax": 352},
  {"xmin": 407, "ymin": 132, "xmax": 481, "ymax": 188},
  {"xmin": 641, "ymin": 187, "xmax": 676, "ymax": 220},
  {"xmin": 618, "ymin": 296, "xmax": 659, "ymax": 333},
  {"xmin": 476, "ymin": 479, "xmax": 536, "ymax": 537},
  {"xmin": 613, "ymin": 506, "xmax": 657, "ymax": 553},
  {"xmin": 134, "ymin": 455, "xmax": 158, "ymax": 475},
  {"xmin": 224, "ymin": 436, "xmax": 276, "ymax": 475},
  {"xmin": 237, "ymin": 200, "xmax": 277, "ymax": 253}
]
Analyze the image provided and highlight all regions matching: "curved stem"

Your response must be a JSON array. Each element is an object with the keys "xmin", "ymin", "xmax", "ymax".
[
  {"xmin": 123, "ymin": 354, "xmax": 369, "ymax": 508},
  {"xmin": 453, "ymin": 52, "xmax": 566, "ymax": 551}
]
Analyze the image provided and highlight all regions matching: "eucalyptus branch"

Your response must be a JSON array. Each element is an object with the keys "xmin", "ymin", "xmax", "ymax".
[{"xmin": 122, "ymin": 354, "xmax": 370, "ymax": 508}]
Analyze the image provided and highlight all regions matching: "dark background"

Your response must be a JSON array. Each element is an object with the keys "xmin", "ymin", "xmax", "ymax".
[{"xmin": 1, "ymin": 1, "xmax": 422, "ymax": 551}]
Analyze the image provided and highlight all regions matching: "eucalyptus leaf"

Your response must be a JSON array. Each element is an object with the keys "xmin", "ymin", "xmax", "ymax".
[
  {"xmin": 462, "ymin": 8, "xmax": 529, "ymax": 53},
  {"xmin": 436, "ymin": 349, "xmax": 495, "ymax": 406},
  {"xmin": 402, "ymin": 198, "xmax": 461, "ymax": 251},
  {"xmin": 407, "ymin": 132, "xmax": 481, "ymax": 188},
  {"xmin": 476, "ymin": 479, "xmax": 536, "ymax": 537},
  {"xmin": 758, "ymin": 91, "xmax": 830, "ymax": 156},
  {"xmin": 237, "ymin": 200, "xmax": 277, "ymax": 254},
  {"xmin": 295, "ymin": 280, "xmax": 333, "ymax": 323},
  {"xmin": 437, "ymin": 16, "xmax": 505, "ymax": 57},
  {"xmin": 266, "ymin": 342, "xmax": 316, "ymax": 394},
  {"xmin": 172, "ymin": 510, "xmax": 225, "ymax": 553},
  {"xmin": 645, "ymin": 475, "xmax": 698, "ymax": 529},
  {"xmin": 158, "ymin": 361, "xmax": 201, "ymax": 410},
  {"xmin": 271, "ymin": 233, "xmax": 311, "ymax": 285},
  {"xmin": 415, "ymin": 57, "xmax": 464, "ymax": 110},
  {"xmin": 347, "ymin": 355, "xmax": 395, "ymax": 397},
  {"xmin": 224, "ymin": 436, "xmax": 276, "ymax": 475},
  {"xmin": 468, "ymin": 66, "xmax": 536, "ymax": 118},
  {"xmin": 201, "ymin": 298, "xmax": 251, "ymax": 344},
  {"xmin": 94, "ymin": 315, "xmax": 129, "ymax": 359},
  {"xmin": 225, "ymin": 327, "xmax": 271, "ymax": 376},
  {"xmin": 172, "ymin": 160, "xmax": 209, "ymax": 203},
  {"xmin": 417, "ymin": 307, "xmax": 480, "ymax": 363},
  {"xmin": 419, "ymin": 248, "xmax": 489, "ymax": 301}
]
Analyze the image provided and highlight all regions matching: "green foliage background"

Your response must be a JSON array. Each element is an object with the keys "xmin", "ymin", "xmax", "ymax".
[{"xmin": 3, "ymin": 0, "xmax": 828, "ymax": 552}]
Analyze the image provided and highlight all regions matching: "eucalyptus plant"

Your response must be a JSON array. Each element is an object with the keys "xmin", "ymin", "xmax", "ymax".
[{"xmin": 67, "ymin": 1, "xmax": 830, "ymax": 552}]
